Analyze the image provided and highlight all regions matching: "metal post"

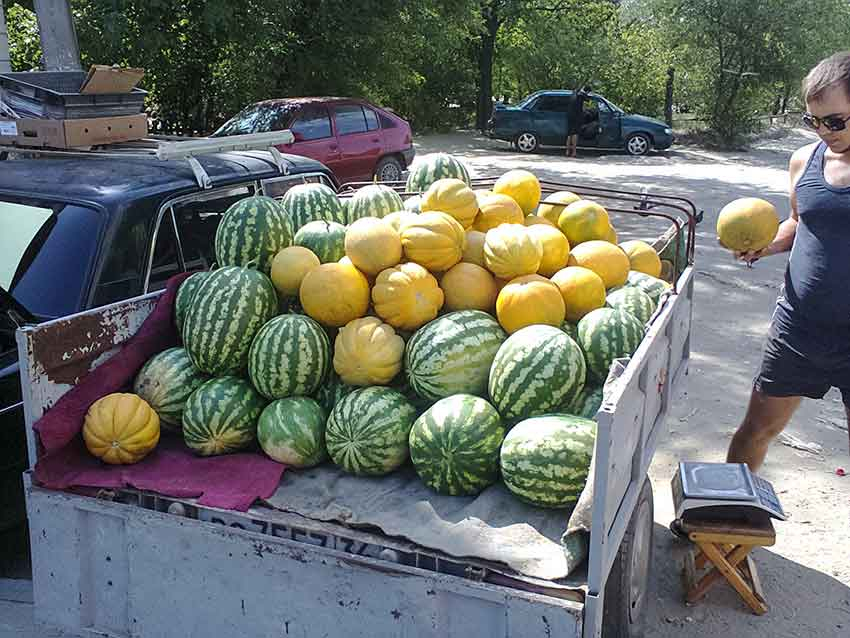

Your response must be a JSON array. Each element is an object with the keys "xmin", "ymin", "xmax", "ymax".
[
  {"xmin": 34, "ymin": 0, "xmax": 81, "ymax": 71},
  {"xmin": 0, "ymin": 0, "xmax": 12, "ymax": 73}
]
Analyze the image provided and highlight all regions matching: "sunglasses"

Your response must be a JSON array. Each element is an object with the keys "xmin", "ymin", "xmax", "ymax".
[{"xmin": 802, "ymin": 112, "xmax": 850, "ymax": 132}]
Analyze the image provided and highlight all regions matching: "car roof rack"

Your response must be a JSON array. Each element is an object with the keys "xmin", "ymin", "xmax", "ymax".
[{"xmin": 0, "ymin": 130, "xmax": 295, "ymax": 189}]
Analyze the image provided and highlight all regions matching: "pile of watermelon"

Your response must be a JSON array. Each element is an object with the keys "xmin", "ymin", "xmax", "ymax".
[{"xmin": 128, "ymin": 152, "xmax": 673, "ymax": 509}]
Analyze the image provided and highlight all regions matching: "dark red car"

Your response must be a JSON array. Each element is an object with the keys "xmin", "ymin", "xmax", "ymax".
[{"xmin": 212, "ymin": 97, "xmax": 415, "ymax": 184}]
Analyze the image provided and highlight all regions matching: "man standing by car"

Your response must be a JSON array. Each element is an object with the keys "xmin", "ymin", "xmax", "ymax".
[
  {"xmin": 726, "ymin": 51, "xmax": 850, "ymax": 472},
  {"xmin": 566, "ymin": 85, "xmax": 590, "ymax": 158}
]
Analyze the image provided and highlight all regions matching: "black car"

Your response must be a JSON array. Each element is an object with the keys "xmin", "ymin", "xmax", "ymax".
[{"xmin": 0, "ymin": 149, "xmax": 338, "ymax": 536}]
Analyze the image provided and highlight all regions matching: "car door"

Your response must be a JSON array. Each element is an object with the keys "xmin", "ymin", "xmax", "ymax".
[
  {"xmin": 586, "ymin": 97, "xmax": 622, "ymax": 149},
  {"xmin": 282, "ymin": 104, "xmax": 342, "ymax": 176},
  {"xmin": 528, "ymin": 94, "xmax": 570, "ymax": 146},
  {"xmin": 331, "ymin": 103, "xmax": 382, "ymax": 183}
]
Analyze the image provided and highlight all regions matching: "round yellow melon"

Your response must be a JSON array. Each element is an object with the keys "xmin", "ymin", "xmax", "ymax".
[
  {"xmin": 550, "ymin": 266, "xmax": 607, "ymax": 323},
  {"xmin": 401, "ymin": 212, "xmax": 467, "ymax": 272},
  {"xmin": 558, "ymin": 200, "xmax": 611, "ymax": 246},
  {"xmin": 567, "ymin": 240, "xmax": 630, "ymax": 289},
  {"xmin": 440, "ymin": 262, "xmax": 498, "ymax": 312},
  {"xmin": 384, "ymin": 210, "xmax": 418, "ymax": 233},
  {"xmin": 619, "ymin": 240, "xmax": 662, "ymax": 277},
  {"xmin": 524, "ymin": 214, "xmax": 556, "ymax": 227},
  {"xmin": 604, "ymin": 224, "xmax": 618, "ymax": 244},
  {"xmin": 483, "ymin": 224, "xmax": 543, "ymax": 280},
  {"xmin": 462, "ymin": 229, "xmax": 487, "ymax": 267},
  {"xmin": 299, "ymin": 262, "xmax": 370, "ymax": 327},
  {"xmin": 473, "ymin": 193, "xmax": 525, "ymax": 232},
  {"xmin": 333, "ymin": 317, "xmax": 404, "ymax": 386},
  {"xmin": 344, "ymin": 217, "xmax": 402, "ymax": 276},
  {"xmin": 493, "ymin": 169, "xmax": 541, "ymax": 215},
  {"xmin": 716, "ymin": 197, "xmax": 780, "ymax": 252},
  {"xmin": 537, "ymin": 191, "xmax": 581, "ymax": 225},
  {"xmin": 496, "ymin": 274, "xmax": 565, "ymax": 334},
  {"xmin": 270, "ymin": 246, "xmax": 320, "ymax": 297},
  {"xmin": 528, "ymin": 224, "xmax": 570, "ymax": 277},
  {"xmin": 372, "ymin": 262, "xmax": 445, "ymax": 331},
  {"xmin": 83, "ymin": 393, "xmax": 160, "ymax": 465},
  {"xmin": 420, "ymin": 178, "xmax": 478, "ymax": 229}
]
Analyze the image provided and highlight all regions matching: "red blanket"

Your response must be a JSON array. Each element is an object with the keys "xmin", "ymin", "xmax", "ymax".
[{"xmin": 32, "ymin": 273, "xmax": 285, "ymax": 511}]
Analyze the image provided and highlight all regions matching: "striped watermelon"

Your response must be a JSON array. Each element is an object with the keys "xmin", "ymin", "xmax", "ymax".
[
  {"xmin": 182, "ymin": 266, "xmax": 278, "ymax": 376},
  {"xmin": 281, "ymin": 183, "xmax": 345, "ymax": 232},
  {"xmin": 133, "ymin": 347, "xmax": 209, "ymax": 431},
  {"xmin": 606, "ymin": 286, "xmax": 656, "ymax": 324},
  {"xmin": 345, "ymin": 184, "xmax": 404, "ymax": 222},
  {"xmin": 214, "ymin": 196, "xmax": 293, "ymax": 273},
  {"xmin": 182, "ymin": 376, "xmax": 267, "ymax": 456},
  {"xmin": 577, "ymin": 308, "xmax": 645, "ymax": 381},
  {"xmin": 325, "ymin": 387, "xmax": 417, "ymax": 476},
  {"xmin": 293, "ymin": 220, "xmax": 346, "ymax": 263},
  {"xmin": 561, "ymin": 321, "xmax": 579, "ymax": 341},
  {"xmin": 488, "ymin": 325, "xmax": 586, "ymax": 423},
  {"xmin": 564, "ymin": 383, "xmax": 604, "ymax": 419},
  {"xmin": 314, "ymin": 370, "xmax": 357, "ymax": 415},
  {"xmin": 390, "ymin": 373, "xmax": 437, "ymax": 416},
  {"xmin": 405, "ymin": 153, "xmax": 471, "ymax": 193},
  {"xmin": 174, "ymin": 272, "xmax": 209, "ymax": 338},
  {"xmin": 248, "ymin": 314, "xmax": 330, "ymax": 399},
  {"xmin": 403, "ymin": 195, "xmax": 422, "ymax": 213},
  {"xmin": 257, "ymin": 397, "xmax": 328, "ymax": 467},
  {"xmin": 409, "ymin": 394, "xmax": 505, "ymax": 496},
  {"xmin": 500, "ymin": 414, "xmax": 596, "ymax": 508},
  {"xmin": 404, "ymin": 311, "xmax": 506, "ymax": 400},
  {"xmin": 625, "ymin": 271, "xmax": 671, "ymax": 305}
]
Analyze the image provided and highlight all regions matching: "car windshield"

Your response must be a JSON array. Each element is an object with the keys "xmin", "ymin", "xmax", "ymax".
[
  {"xmin": 602, "ymin": 98, "xmax": 624, "ymax": 113},
  {"xmin": 0, "ymin": 198, "xmax": 101, "ymax": 320},
  {"xmin": 212, "ymin": 103, "xmax": 297, "ymax": 136},
  {"xmin": 517, "ymin": 93, "xmax": 542, "ymax": 109}
]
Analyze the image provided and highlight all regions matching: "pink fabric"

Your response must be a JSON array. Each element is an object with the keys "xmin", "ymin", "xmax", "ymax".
[{"xmin": 32, "ymin": 273, "xmax": 285, "ymax": 512}]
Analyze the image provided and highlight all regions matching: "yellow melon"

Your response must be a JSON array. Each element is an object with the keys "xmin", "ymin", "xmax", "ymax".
[
  {"xmin": 384, "ymin": 210, "xmax": 418, "ymax": 234},
  {"xmin": 420, "ymin": 178, "xmax": 479, "ymax": 229},
  {"xmin": 716, "ymin": 198, "xmax": 780, "ymax": 252},
  {"xmin": 299, "ymin": 262, "xmax": 371, "ymax": 327},
  {"xmin": 524, "ymin": 214, "xmax": 556, "ymax": 227},
  {"xmin": 527, "ymin": 224, "xmax": 570, "ymax": 277},
  {"xmin": 537, "ymin": 191, "xmax": 581, "ymax": 225},
  {"xmin": 400, "ymin": 212, "xmax": 467, "ymax": 272},
  {"xmin": 483, "ymin": 224, "xmax": 543, "ymax": 280},
  {"xmin": 473, "ymin": 193, "xmax": 525, "ymax": 232},
  {"xmin": 619, "ymin": 240, "xmax": 662, "ymax": 277},
  {"xmin": 440, "ymin": 262, "xmax": 498, "ymax": 312},
  {"xmin": 550, "ymin": 266, "xmax": 607, "ymax": 322},
  {"xmin": 604, "ymin": 224, "xmax": 618, "ymax": 244},
  {"xmin": 270, "ymin": 246, "xmax": 320, "ymax": 297},
  {"xmin": 567, "ymin": 240, "xmax": 630, "ymax": 289},
  {"xmin": 462, "ymin": 229, "xmax": 487, "ymax": 267},
  {"xmin": 558, "ymin": 200, "xmax": 611, "ymax": 246},
  {"xmin": 372, "ymin": 262, "xmax": 444, "ymax": 331},
  {"xmin": 333, "ymin": 317, "xmax": 404, "ymax": 386},
  {"xmin": 496, "ymin": 274, "xmax": 566, "ymax": 334},
  {"xmin": 83, "ymin": 393, "xmax": 160, "ymax": 465},
  {"xmin": 493, "ymin": 169, "xmax": 541, "ymax": 215},
  {"xmin": 344, "ymin": 217, "xmax": 402, "ymax": 276}
]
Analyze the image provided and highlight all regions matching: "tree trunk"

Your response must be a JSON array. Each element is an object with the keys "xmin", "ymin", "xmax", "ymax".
[
  {"xmin": 664, "ymin": 66, "xmax": 674, "ymax": 126},
  {"xmin": 476, "ymin": 5, "xmax": 500, "ymax": 131}
]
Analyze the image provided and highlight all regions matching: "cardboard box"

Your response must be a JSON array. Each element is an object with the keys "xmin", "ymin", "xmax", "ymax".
[
  {"xmin": 0, "ymin": 113, "xmax": 148, "ymax": 149},
  {"xmin": 79, "ymin": 65, "xmax": 145, "ymax": 95}
]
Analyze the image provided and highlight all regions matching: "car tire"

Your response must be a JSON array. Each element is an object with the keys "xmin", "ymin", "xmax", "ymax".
[
  {"xmin": 373, "ymin": 156, "xmax": 404, "ymax": 182},
  {"xmin": 514, "ymin": 132, "xmax": 539, "ymax": 153},
  {"xmin": 602, "ymin": 476, "xmax": 653, "ymax": 638},
  {"xmin": 625, "ymin": 133, "xmax": 652, "ymax": 156}
]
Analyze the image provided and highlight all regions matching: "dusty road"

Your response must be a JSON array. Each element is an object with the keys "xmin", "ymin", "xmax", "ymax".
[{"xmin": 413, "ymin": 129, "xmax": 850, "ymax": 637}]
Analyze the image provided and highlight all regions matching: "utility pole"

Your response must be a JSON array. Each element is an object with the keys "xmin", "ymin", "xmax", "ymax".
[
  {"xmin": 34, "ymin": 0, "xmax": 81, "ymax": 71},
  {"xmin": 0, "ymin": 0, "xmax": 12, "ymax": 73}
]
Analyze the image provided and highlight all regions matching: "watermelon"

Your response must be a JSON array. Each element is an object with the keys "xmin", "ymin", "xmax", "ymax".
[
  {"xmin": 564, "ymin": 383, "xmax": 604, "ymax": 419},
  {"xmin": 488, "ymin": 325, "xmax": 586, "ymax": 423},
  {"xmin": 405, "ymin": 153, "xmax": 471, "ymax": 193},
  {"xmin": 174, "ymin": 272, "xmax": 209, "ymax": 338},
  {"xmin": 561, "ymin": 321, "xmax": 579, "ymax": 341},
  {"xmin": 500, "ymin": 414, "xmax": 596, "ymax": 508},
  {"xmin": 390, "ymin": 373, "xmax": 438, "ymax": 416},
  {"xmin": 325, "ymin": 387, "xmax": 417, "ymax": 476},
  {"xmin": 345, "ymin": 184, "xmax": 404, "ymax": 222},
  {"xmin": 606, "ymin": 286, "xmax": 656, "ymax": 324},
  {"xmin": 248, "ymin": 314, "xmax": 330, "ymax": 399},
  {"xmin": 293, "ymin": 220, "xmax": 346, "ymax": 263},
  {"xmin": 404, "ymin": 311, "xmax": 506, "ymax": 401},
  {"xmin": 281, "ymin": 183, "xmax": 345, "ymax": 231},
  {"xmin": 257, "ymin": 397, "xmax": 328, "ymax": 467},
  {"xmin": 182, "ymin": 266, "xmax": 278, "ymax": 376},
  {"xmin": 403, "ymin": 195, "xmax": 422, "ymax": 213},
  {"xmin": 133, "ymin": 347, "xmax": 209, "ymax": 431},
  {"xmin": 182, "ymin": 376, "xmax": 267, "ymax": 456},
  {"xmin": 577, "ymin": 307, "xmax": 645, "ymax": 381},
  {"xmin": 214, "ymin": 196, "xmax": 292, "ymax": 273},
  {"xmin": 409, "ymin": 394, "xmax": 505, "ymax": 496},
  {"xmin": 625, "ymin": 271, "xmax": 670, "ymax": 305}
]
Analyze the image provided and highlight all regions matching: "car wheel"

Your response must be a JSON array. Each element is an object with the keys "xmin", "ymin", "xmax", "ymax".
[
  {"xmin": 625, "ymin": 133, "xmax": 651, "ymax": 156},
  {"xmin": 374, "ymin": 156, "xmax": 404, "ymax": 182},
  {"xmin": 514, "ymin": 132, "xmax": 539, "ymax": 153}
]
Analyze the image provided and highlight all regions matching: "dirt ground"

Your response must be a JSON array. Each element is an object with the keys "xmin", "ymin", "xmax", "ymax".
[{"xmin": 413, "ymin": 129, "xmax": 850, "ymax": 637}]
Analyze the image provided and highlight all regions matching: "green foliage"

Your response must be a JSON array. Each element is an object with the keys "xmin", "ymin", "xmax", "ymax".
[{"xmin": 6, "ymin": 4, "xmax": 41, "ymax": 71}]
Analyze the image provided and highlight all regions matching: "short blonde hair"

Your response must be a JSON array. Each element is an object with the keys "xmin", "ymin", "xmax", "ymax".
[{"xmin": 802, "ymin": 51, "xmax": 850, "ymax": 102}]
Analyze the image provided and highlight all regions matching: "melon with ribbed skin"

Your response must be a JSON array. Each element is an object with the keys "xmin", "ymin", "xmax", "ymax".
[
  {"xmin": 182, "ymin": 266, "xmax": 278, "ymax": 376},
  {"xmin": 281, "ymin": 183, "xmax": 345, "ymax": 232},
  {"xmin": 405, "ymin": 310, "xmax": 506, "ymax": 400},
  {"xmin": 325, "ymin": 387, "xmax": 418, "ymax": 476},
  {"xmin": 346, "ymin": 184, "xmax": 404, "ymax": 222},
  {"xmin": 500, "ymin": 414, "xmax": 596, "ymax": 508},
  {"xmin": 248, "ymin": 315, "xmax": 330, "ymax": 399},
  {"xmin": 182, "ymin": 377, "xmax": 267, "ymax": 456},
  {"xmin": 624, "ymin": 271, "xmax": 671, "ymax": 304},
  {"xmin": 406, "ymin": 153, "xmax": 471, "ymax": 193},
  {"xmin": 294, "ymin": 220, "xmax": 346, "ymax": 263},
  {"xmin": 483, "ymin": 224, "xmax": 543, "ymax": 280},
  {"xmin": 488, "ymin": 324, "xmax": 586, "ymax": 423},
  {"xmin": 333, "ymin": 317, "xmax": 405, "ymax": 386},
  {"xmin": 372, "ymin": 262, "xmax": 444, "ymax": 331},
  {"xmin": 214, "ymin": 196, "xmax": 292, "ymax": 273},
  {"xmin": 409, "ymin": 395, "xmax": 505, "ymax": 496},
  {"xmin": 83, "ymin": 394, "xmax": 160, "ymax": 465},
  {"xmin": 314, "ymin": 370, "xmax": 356, "ymax": 415},
  {"xmin": 401, "ymin": 212, "xmax": 466, "ymax": 272},
  {"xmin": 564, "ymin": 383, "xmax": 604, "ymax": 419},
  {"xmin": 577, "ymin": 307, "xmax": 645, "ymax": 381},
  {"xmin": 606, "ymin": 286, "xmax": 656, "ymax": 324},
  {"xmin": 257, "ymin": 397, "xmax": 328, "ymax": 467},
  {"xmin": 420, "ymin": 178, "xmax": 478, "ymax": 229},
  {"xmin": 133, "ymin": 347, "xmax": 209, "ymax": 431},
  {"xmin": 384, "ymin": 210, "xmax": 418, "ymax": 233},
  {"xmin": 174, "ymin": 272, "xmax": 209, "ymax": 338}
]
